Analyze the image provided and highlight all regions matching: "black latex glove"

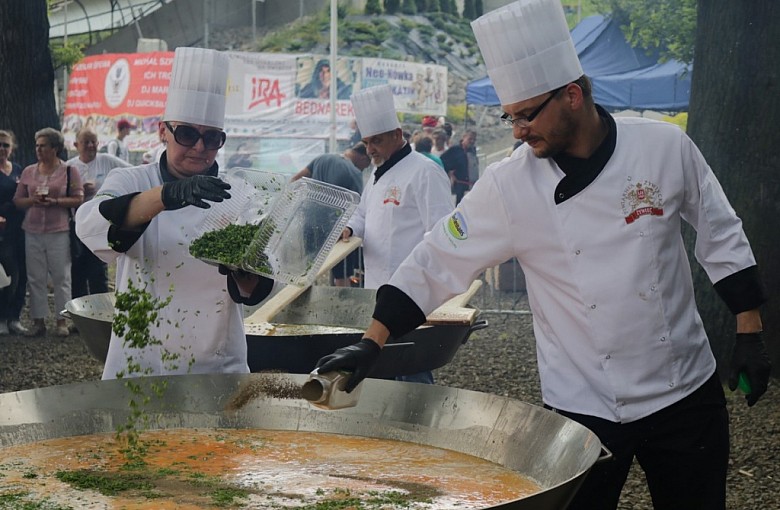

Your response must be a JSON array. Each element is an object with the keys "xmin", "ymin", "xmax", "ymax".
[
  {"xmin": 728, "ymin": 332, "xmax": 771, "ymax": 407},
  {"xmin": 218, "ymin": 265, "xmax": 273, "ymax": 305},
  {"xmin": 315, "ymin": 339, "xmax": 382, "ymax": 393},
  {"xmin": 161, "ymin": 175, "xmax": 231, "ymax": 210}
]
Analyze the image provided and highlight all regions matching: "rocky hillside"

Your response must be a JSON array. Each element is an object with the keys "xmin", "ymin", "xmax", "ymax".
[
  {"xmin": 208, "ymin": 11, "xmax": 517, "ymax": 156},
  {"xmin": 209, "ymin": 11, "xmax": 488, "ymax": 107}
]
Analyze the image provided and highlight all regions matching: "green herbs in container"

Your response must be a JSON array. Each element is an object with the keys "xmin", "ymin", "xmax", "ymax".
[{"xmin": 189, "ymin": 223, "xmax": 260, "ymax": 269}]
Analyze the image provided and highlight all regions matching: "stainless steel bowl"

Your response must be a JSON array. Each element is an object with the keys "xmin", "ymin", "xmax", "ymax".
[{"xmin": 0, "ymin": 374, "xmax": 608, "ymax": 509}]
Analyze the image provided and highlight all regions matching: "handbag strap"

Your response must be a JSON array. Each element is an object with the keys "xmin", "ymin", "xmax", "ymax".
[{"xmin": 65, "ymin": 166, "xmax": 74, "ymax": 220}]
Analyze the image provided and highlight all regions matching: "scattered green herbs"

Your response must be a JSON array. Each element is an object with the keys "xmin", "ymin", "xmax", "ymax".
[
  {"xmin": 210, "ymin": 486, "xmax": 249, "ymax": 507},
  {"xmin": 0, "ymin": 491, "xmax": 73, "ymax": 509},
  {"xmin": 54, "ymin": 469, "xmax": 248, "ymax": 506},
  {"xmin": 55, "ymin": 470, "xmax": 154, "ymax": 496},
  {"xmin": 111, "ymin": 279, "xmax": 192, "ymax": 467},
  {"xmin": 189, "ymin": 223, "xmax": 260, "ymax": 267}
]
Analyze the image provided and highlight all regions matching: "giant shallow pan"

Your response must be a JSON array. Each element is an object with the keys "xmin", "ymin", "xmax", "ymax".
[
  {"xmin": 64, "ymin": 287, "xmax": 488, "ymax": 378},
  {"xmin": 0, "ymin": 374, "xmax": 608, "ymax": 509}
]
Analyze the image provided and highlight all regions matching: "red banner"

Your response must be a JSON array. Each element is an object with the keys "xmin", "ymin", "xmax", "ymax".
[{"xmin": 63, "ymin": 52, "xmax": 175, "ymax": 153}]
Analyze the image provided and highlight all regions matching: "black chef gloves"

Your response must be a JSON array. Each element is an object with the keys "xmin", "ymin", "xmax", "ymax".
[
  {"xmin": 315, "ymin": 339, "xmax": 382, "ymax": 393},
  {"xmin": 162, "ymin": 175, "xmax": 231, "ymax": 210},
  {"xmin": 728, "ymin": 332, "xmax": 771, "ymax": 407}
]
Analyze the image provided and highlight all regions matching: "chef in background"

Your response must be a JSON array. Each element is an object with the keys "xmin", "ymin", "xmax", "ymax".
[
  {"xmin": 315, "ymin": 1, "xmax": 771, "ymax": 509},
  {"xmin": 76, "ymin": 47, "xmax": 273, "ymax": 379},
  {"xmin": 339, "ymin": 84, "xmax": 453, "ymax": 384}
]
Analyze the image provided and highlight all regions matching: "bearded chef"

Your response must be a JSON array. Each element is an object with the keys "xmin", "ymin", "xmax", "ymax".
[
  {"xmin": 339, "ymin": 84, "xmax": 453, "ymax": 384},
  {"xmin": 76, "ymin": 47, "xmax": 273, "ymax": 379},
  {"xmin": 316, "ymin": 1, "xmax": 772, "ymax": 509}
]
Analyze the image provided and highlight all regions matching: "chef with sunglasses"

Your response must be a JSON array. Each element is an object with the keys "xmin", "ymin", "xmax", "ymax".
[{"xmin": 76, "ymin": 48, "xmax": 273, "ymax": 379}]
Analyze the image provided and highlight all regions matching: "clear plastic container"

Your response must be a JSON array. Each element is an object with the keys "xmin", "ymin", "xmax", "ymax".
[
  {"xmin": 190, "ymin": 170, "xmax": 279, "ymax": 271},
  {"xmin": 190, "ymin": 173, "xmax": 359, "ymax": 285},
  {"xmin": 243, "ymin": 177, "xmax": 360, "ymax": 286}
]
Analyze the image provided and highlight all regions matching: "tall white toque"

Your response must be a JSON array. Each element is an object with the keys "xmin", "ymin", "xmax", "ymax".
[
  {"xmin": 163, "ymin": 47, "xmax": 230, "ymax": 129},
  {"xmin": 471, "ymin": 0, "xmax": 583, "ymax": 105},
  {"xmin": 350, "ymin": 84, "xmax": 401, "ymax": 138}
]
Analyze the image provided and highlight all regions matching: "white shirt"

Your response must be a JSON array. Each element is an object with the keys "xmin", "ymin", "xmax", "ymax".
[
  {"xmin": 387, "ymin": 117, "xmax": 756, "ymax": 423},
  {"xmin": 75, "ymin": 163, "xmax": 254, "ymax": 379},
  {"xmin": 66, "ymin": 153, "xmax": 132, "ymax": 201},
  {"xmin": 106, "ymin": 138, "xmax": 129, "ymax": 162},
  {"xmin": 348, "ymin": 150, "xmax": 453, "ymax": 289}
]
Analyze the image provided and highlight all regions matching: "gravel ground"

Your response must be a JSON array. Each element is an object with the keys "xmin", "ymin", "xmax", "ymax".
[{"xmin": 0, "ymin": 297, "xmax": 778, "ymax": 510}]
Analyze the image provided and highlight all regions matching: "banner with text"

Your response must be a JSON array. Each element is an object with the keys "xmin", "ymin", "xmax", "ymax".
[{"xmin": 63, "ymin": 52, "xmax": 447, "ymax": 171}]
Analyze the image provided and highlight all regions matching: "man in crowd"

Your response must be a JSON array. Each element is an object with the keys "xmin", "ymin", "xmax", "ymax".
[
  {"xmin": 66, "ymin": 127, "xmax": 132, "ymax": 298},
  {"xmin": 291, "ymin": 142, "xmax": 370, "ymax": 286},
  {"xmin": 314, "ymin": 1, "xmax": 771, "ymax": 509},
  {"xmin": 441, "ymin": 130, "xmax": 478, "ymax": 205},
  {"xmin": 105, "ymin": 119, "xmax": 134, "ymax": 162}
]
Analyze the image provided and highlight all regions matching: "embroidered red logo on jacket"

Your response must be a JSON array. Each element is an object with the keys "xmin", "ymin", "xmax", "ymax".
[
  {"xmin": 383, "ymin": 186, "xmax": 401, "ymax": 206},
  {"xmin": 621, "ymin": 181, "xmax": 664, "ymax": 224}
]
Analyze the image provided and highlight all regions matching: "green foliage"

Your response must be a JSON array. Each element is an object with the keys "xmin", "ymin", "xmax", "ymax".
[
  {"xmin": 462, "ymin": 0, "xmax": 476, "ymax": 20},
  {"xmin": 384, "ymin": 0, "xmax": 400, "ymax": 15},
  {"xmin": 417, "ymin": 23, "xmax": 436, "ymax": 37},
  {"xmin": 401, "ymin": 0, "xmax": 417, "ymax": 15},
  {"xmin": 594, "ymin": 0, "xmax": 696, "ymax": 64},
  {"xmin": 256, "ymin": 15, "xmax": 326, "ymax": 52},
  {"xmin": 441, "ymin": 0, "xmax": 457, "ymax": 15},
  {"xmin": 400, "ymin": 18, "xmax": 416, "ymax": 31},
  {"xmin": 50, "ymin": 42, "xmax": 84, "ymax": 71},
  {"xmin": 344, "ymin": 20, "xmax": 385, "ymax": 45},
  {"xmin": 365, "ymin": 0, "xmax": 382, "ymax": 15},
  {"xmin": 447, "ymin": 103, "xmax": 467, "ymax": 124},
  {"xmin": 662, "ymin": 112, "xmax": 688, "ymax": 132}
]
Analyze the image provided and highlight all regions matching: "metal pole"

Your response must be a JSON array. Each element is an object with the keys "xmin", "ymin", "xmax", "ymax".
[
  {"xmin": 63, "ymin": 1, "xmax": 69, "ymax": 118},
  {"xmin": 204, "ymin": 0, "xmax": 209, "ymax": 48},
  {"xmin": 328, "ymin": 0, "xmax": 337, "ymax": 153},
  {"xmin": 252, "ymin": 0, "xmax": 256, "ymax": 41}
]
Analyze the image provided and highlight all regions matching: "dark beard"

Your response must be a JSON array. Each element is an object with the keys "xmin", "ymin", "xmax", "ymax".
[{"xmin": 532, "ymin": 109, "xmax": 577, "ymax": 159}]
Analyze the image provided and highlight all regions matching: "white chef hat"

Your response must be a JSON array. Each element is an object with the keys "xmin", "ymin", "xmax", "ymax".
[
  {"xmin": 163, "ymin": 47, "xmax": 230, "ymax": 129},
  {"xmin": 471, "ymin": 0, "xmax": 583, "ymax": 105},
  {"xmin": 350, "ymin": 85, "xmax": 401, "ymax": 138}
]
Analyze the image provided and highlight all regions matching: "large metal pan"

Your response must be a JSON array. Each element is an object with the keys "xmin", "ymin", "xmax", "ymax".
[
  {"xmin": 245, "ymin": 320, "xmax": 488, "ymax": 377},
  {"xmin": 64, "ymin": 287, "xmax": 488, "ymax": 378},
  {"xmin": 0, "ymin": 374, "xmax": 609, "ymax": 509},
  {"xmin": 246, "ymin": 285, "xmax": 487, "ymax": 376}
]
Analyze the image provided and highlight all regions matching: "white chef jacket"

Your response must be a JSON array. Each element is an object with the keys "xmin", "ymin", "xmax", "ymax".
[
  {"xmin": 75, "ymin": 162, "xmax": 251, "ymax": 379},
  {"xmin": 347, "ymin": 150, "xmax": 453, "ymax": 289},
  {"xmin": 388, "ymin": 117, "xmax": 756, "ymax": 423}
]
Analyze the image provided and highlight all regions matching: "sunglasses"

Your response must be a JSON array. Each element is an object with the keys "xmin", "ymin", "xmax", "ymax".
[{"xmin": 165, "ymin": 122, "xmax": 226, "ymax": 150}]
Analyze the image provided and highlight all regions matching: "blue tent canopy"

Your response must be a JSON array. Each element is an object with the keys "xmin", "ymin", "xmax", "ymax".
[{"xmin": 466, "ymin": 15, "xmax": 692, "ymax": 111}]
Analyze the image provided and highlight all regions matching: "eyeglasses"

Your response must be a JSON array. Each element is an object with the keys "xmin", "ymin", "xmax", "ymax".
[
  {"xmin": 500, "ymin": 85, "xmax": 567, "ymax": 128},
  {"xmin": 0, "ymin": 143, "xmax": 11, "ymax": 149},
  {"xmin": 165, "ymin": 122, "xmax": 226, "ymax": 150}
]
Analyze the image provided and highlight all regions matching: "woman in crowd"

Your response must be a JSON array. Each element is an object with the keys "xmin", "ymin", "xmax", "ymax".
[
  {"xmin": 14, "ymin": 128, "xmax": 83, "ymax": 337},
  {"xmin": 0, "ymin": 130, "xmax": 28, "ymax": 335}
]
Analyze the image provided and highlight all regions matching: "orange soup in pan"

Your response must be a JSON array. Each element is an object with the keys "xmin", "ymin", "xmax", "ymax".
[{"xmin": 0, "ymin": 428, "xmax": 540, "ymax": 509}]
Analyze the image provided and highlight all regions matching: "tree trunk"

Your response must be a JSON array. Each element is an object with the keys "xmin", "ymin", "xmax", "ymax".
[
  {"xmin": 687, "ymin": 0, "xmax": 780, "ymax": 376},
  {"xmin": 0, "ymin": 0, "xmax": 60, "ymax": 167}
]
